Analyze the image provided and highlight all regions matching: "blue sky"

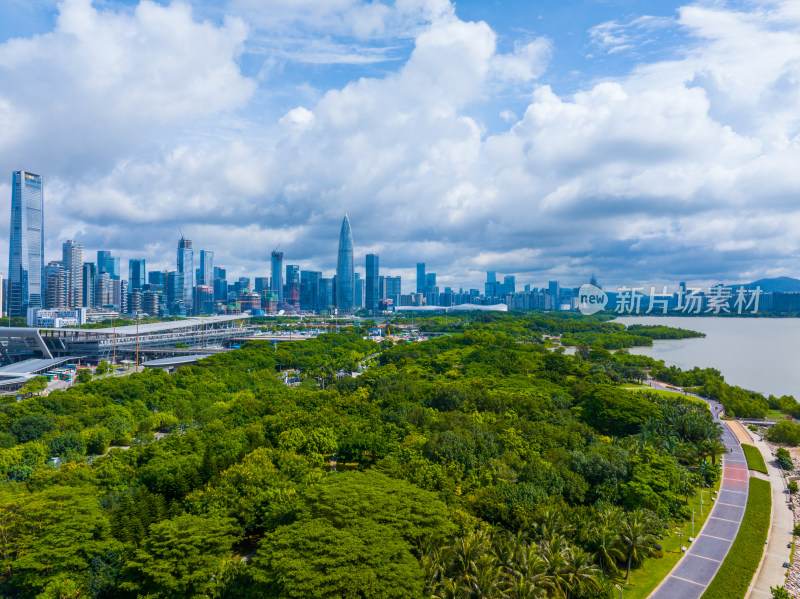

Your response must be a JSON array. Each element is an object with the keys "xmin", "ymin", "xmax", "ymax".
[{"xmin": 1, "ymin": 0, "xmax": 799, "ymax": 291}]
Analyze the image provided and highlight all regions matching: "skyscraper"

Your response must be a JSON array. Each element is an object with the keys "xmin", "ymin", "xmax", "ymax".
[
  {"xmin": 416, "ymin": 263, "xmax": 426, "ymax": 294},
  {"xmin": 285, "ymin": 265, "xmax": 300, "ymax": 308},
  {"xmin": 177, "ymin": 237, "xmax": 194, "ymax": 308},
  {"xmin": 83, "ymin": 262, "xmax": 96, "ymax": 308},
  {"xmin": 8, "ymin": 171, "xmax": 44, "ymax": 316},
  {"xmin": 365, "ymin": 253, "xmax": 379, "ymax": 312},
  {"xmin": 199, "ymin": 250, "xmax": 214, "ymax": 286},
  {"xmin": 271, "ymin": 250, "xmax": 284, "ymax": 303},
  {"xmin": 301, "ymin": 270, "xmax": 321, "ymax": 311},
  {"xmin": 129, "ymin": 259, "xmax": 146, "ymax": 290},
  {"xmin": 44, "ymin": 261, "xmax": 66, "ymax": 309},
  {"xmin": 62, "ymin": 240, "xmax": 83, "ymax": 308},
  {"xmin": 336, "ymin": 215, "xmax": 355, "ymax": 313},
  {"xmin": 385, "ymin": 276, "xmax": 401, "ymax": 306},
  {"xmin": 97, "ymin": 251, "xmax": 120, "ymax": 280}
]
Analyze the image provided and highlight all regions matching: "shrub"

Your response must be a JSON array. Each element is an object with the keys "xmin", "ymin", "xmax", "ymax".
[{"xmin": 776, "ymin": 447, "xmax": 794, "ymax": 471}]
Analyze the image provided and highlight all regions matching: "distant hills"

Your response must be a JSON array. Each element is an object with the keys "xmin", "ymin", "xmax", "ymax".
[{"xmin": 734, "ymin": 277, "xmax": 800, "ymax": 293}]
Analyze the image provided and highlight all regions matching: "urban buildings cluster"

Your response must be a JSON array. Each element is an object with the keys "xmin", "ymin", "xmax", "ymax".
[
  {"xmin": 6, "ymin": 171, "xmax": 561, "ymax": 322},
  {"xmin": 8, "ymin": 170, "xmax": 785, "ymax": 324}
]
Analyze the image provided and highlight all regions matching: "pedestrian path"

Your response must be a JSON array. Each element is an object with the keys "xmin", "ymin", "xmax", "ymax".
[
  {"xmin": 747, "ymin": 437, "xmax": 792, "ymax": 598},
  {"xmin": 650, "ymin": 398, "xmax": 748, "ymax": 599}
]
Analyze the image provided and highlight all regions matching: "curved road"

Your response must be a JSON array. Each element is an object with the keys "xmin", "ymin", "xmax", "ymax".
[{"xmin": 649, "ymin": 384, "xmax": 750, "ymax": 599}]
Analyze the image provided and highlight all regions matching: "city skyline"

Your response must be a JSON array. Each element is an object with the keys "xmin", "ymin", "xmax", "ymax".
[
  {"xmin": 1, "ymin": 1, "xmax": 799, "ymax": 290},
  {"xmin": 7, "ymin": 188, "xmax": 794, "ymax": 309}
]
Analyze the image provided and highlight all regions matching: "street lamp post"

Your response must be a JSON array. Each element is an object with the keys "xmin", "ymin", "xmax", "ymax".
[
  {"xmin": 692, "ymin": 509, "xmax": 695, "ymax": 536},
  {"xmin": 135, "ymin": 315, "xmax": 140, "ymax": 373}
]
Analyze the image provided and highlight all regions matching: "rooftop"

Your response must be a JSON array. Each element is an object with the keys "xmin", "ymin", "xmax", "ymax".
[{"xmin": 60, "ymin": 313, "xmax": 252, "ymax": 336}]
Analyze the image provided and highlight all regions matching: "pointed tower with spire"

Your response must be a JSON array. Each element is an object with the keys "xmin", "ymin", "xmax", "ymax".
[{"xmin": 336, "ymin": 214, "xmax": 355, "ymax": 314}]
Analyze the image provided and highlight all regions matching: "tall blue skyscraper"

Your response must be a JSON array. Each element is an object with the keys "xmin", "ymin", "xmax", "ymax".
[
  {"xmin": 97, "ymin": 251, "xmax": 120, "ymax": 280},
  {"xmin": 177, "ymin": 237, "xmax": 194, "ymax": 307},
  {"xmin": 365, "ymin": 253, "xmax": 379, "ymax": 312},
  {"xmin": 336, "ymin": 215, "xmax": 354, "ymax": 313},
  {"xmin": 199, "ymin": 250, "xmax": 214, "ymax": 286},
  {"xmin": 271, "ymin": 250, "xmax": 283, "ymax": 303},
  {"xmin": 9, "ymin": 171, "xmax": 44, "ymax": 316},
  {"xmin": 129, "ymin": 259, "xmax": 146, "ymax": 290},
  {"xmin": 416, "ymin": 263, "xmax": 426, "ymax": 294}
]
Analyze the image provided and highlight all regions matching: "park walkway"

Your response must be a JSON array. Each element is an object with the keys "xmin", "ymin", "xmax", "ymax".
[
  {"xmin": 650, "ymin": 396, "xmax": 749, "ymax": 599},
  {"xmin": 746, "ymin": 435, "xmax": 792, "ymax": 598}
]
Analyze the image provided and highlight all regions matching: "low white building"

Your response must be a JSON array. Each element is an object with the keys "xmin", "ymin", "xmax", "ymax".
[{"xmin": 27, "ymin": 308, "xmax": 88, "ymax": 328}]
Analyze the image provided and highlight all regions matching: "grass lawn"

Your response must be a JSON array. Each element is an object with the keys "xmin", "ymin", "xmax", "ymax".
[
  {"xmin": 621, "ymin": 475, "xmax": 722, "ymax": 599},
  {"xmin": 766, "ymin": 409, "xmax": 788, "ymax": 420},
  {"xmin": 741, "ymin": 444, "xmax": 768, "ymax": 474},
  {"xmin": 701, "ymin": 478, "xmax": 771, "ymax": 599}
]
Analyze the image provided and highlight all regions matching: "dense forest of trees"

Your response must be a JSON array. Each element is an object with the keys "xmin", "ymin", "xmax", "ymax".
[{"xmin": 0, "ymin": 315, "xmax": 760, "ymax": 598}]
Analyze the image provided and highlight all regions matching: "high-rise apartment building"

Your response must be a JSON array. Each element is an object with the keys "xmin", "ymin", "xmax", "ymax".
[
  {"xmin": 336, "ymin": 215, "xmax": 354, "ymax": 313},
  {"xmin": 44, "ymin": 261, "xmax": 66, "ymax": 309},
  {"xmin": 9, "ymin": 171, "xmax": 44, "ymax": 316},
  {"xmin": 62, "ymin": 240, "xmax": 83, "ymax": 308},
  {"xmin": 177, "ymin": 237, "xmax": 194, "ymax": 309},
  {"xmin": 270, "ymin": 250, "xmax": 284, "ymax": 303},
  {"xmin": 365, "ymin": 253, "xmax": 379, "ymax": 312},
  {"xmin": 94, "ymin": 272, "xmax": 113, "ymax": 308},
  {"xmin": 129, "ymin": 259, "xmax": 146, "ymax": 290}
]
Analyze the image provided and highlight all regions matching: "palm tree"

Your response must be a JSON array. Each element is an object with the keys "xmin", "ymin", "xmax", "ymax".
[
  {"xmin": 708, "ymin": 439, "xmax": 727, "ymax": 465},
  {"xmin": 560, "ymin": 547, "xmax": 601, "ymax": 599},
  {"xmin": 539, "ymin": 535, "xmax": 576, "ymax": 598},
  {"xmin": 618, "ymin": 511, "xmax": 659, "ymax": 580},
  {"xmin": 431, "ymin": 578, "xmax": 464, "ymax": 599},
  {"xmin": 507, "ymin": 542, "xmax": 550, "ymax": 589},
  {"xmin": 588, "ymin": 516, "xmax": 624, "ymax": 577},
  {"xmin": 504, "ymin": 577, "xmax": 545, "ymax": 599},
  {"xmin": 453, "ymin": 530, "xmax": 490, "ymax": 581},
  {"xmin": 422, "ymin": 543, "xmax": 455, "ymax": 591},
  {"xmin": 463, "ymin": 553, "xmax": 504, "ymax": 599}
]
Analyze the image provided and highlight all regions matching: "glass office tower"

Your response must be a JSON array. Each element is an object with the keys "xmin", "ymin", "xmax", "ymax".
[
  {"xmin": 8, "ymin": 171, "xmax": 44, "ymax": 316},
  {"xmin": 336, "ymin": 215, "xmax": 354, "ymax": 313},
  {"xmin": 198, "ymin": 250, "xmax": 214, "ymax": 286},
  {"xmin": 177, "ymin": 237, "xmax": 194, "ymax": 308},
  {"xmin": 129, "ymin": 259, "xmax": 146, "ymax": 290},
  {"xmin": 366, "ymin": 253, "xmax": 379, "ymax": 312},
  {"xmin": 271, "ymin": 250, "xmax": 284, "ymax": 303}
]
